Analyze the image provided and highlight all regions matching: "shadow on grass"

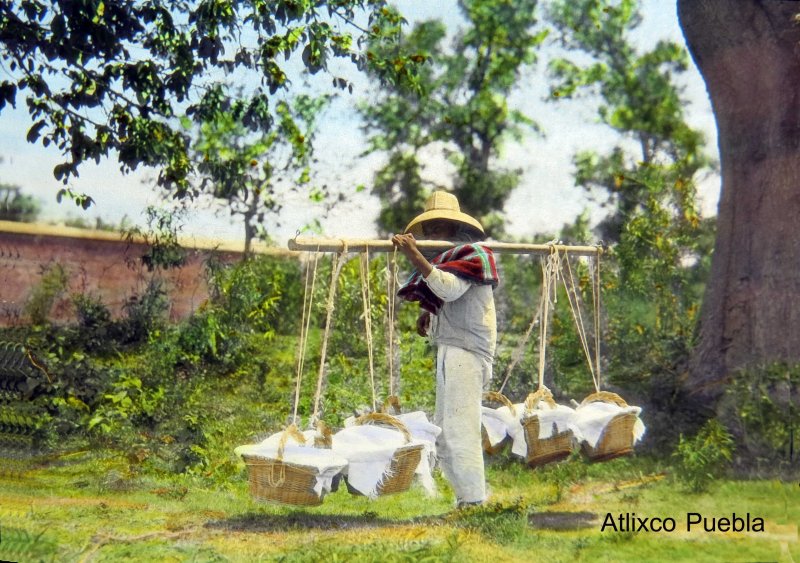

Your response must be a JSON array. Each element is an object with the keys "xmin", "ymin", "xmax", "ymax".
[
  {"xmin": 205, "ymin": 506, "xmax": 599, "ymax": 534},
  {"xmin": 204, "ymin": 511, "xmax": 424, "ymax": 532},
  {"xmin": 529, "ymin": 511, "xmax": 598, "ymax": 531}
]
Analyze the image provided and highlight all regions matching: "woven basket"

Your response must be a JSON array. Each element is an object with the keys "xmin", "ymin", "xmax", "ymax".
[
  {"xmin": 481, "ymin": 391, "xmax": 516, "ymax": 455},
  {"xmin": 521, "ymin": 389, "xmax": 575, "ymax": 468},
  {"xmin": 579, "ymin": 392, "xmax": 637, "ymax": 462},
  {"xmin": 243, "ymin": 456, "xmax": 325, "ymax": 506},
  {"xmin": 345, "ymin": 412, "xmax": 424, "ymax": 496},
  {"xmin": 242, "ymin": 424, "xmax": 334, "ymax": 506}
]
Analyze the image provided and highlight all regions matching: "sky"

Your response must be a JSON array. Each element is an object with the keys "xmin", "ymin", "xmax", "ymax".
[{"xmin": 0, "ymin": 1, "xmax": 718, "ymax": 249}]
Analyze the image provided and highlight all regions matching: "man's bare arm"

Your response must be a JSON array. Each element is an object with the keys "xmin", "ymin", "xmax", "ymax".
[{"xmin": 391, "ymin": 233, "xmax": 433, "ymax": 278}]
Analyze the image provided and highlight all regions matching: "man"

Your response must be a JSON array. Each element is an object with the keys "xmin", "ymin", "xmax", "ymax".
[{"xmin": 391, "ymin": 191, "xmax": 498, "ymax": 508}]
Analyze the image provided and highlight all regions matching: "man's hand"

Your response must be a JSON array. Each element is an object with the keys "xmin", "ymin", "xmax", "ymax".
[
  {"xmin": 416, "ymin": 311, "xmax": 431, "ymax": 337},
  {"xmin": 392, "ymin": 233, "xmax": 433, "ymax": 277},
  {"xmin": 391, "ymin": 233, "xmax": 419, "ymax": 257}
]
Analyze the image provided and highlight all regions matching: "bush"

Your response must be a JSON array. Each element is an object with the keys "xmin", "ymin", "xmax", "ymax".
[
  {"xmin": 672, "ymin": 418, "xmax": 733, "ymax": 492},
  {"xmin": 720, "ymin": 362, "xmax": 800, "ymax": 469},
  {"xmin": 205, "ymin": 253, "xmax": 303, "ymax": 337},
  {"xmin": 25, "ymin": 263, "xmax": 69, "ymax": 325},
  {"xmin": 71, "ymin": 293, "xmax": 113, "ymax": 352}
]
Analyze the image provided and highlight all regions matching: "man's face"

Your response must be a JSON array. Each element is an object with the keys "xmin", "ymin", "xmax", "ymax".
[{"xmin": 421, "ymin": 220, "xmax": 458, "ymax": 241}]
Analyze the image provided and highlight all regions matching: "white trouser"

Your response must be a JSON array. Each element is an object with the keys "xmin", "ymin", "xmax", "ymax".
[{"xmin": 434, "ymin": 344, "xmax": 492, "ymax": 504}]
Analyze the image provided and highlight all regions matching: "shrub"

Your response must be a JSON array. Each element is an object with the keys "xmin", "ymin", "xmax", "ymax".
[
  {"xmin": 116, "ymin": 279, "xmax": 170, "ymax": 345},
  {"xmin": 205, "ymin": 253, "xmax": 303, "ymax": 337},
  {"xmin": 672, "ymin": 418, "xmax": 733, "ymax": 492},
  {"xmin": 25, "ymin": 263, "xmax": 69, "ymax": 325},
  {"xmin": 71, "ymin": 293, "xmax": 113, "ymax": 352},
  {"xmin": 125, "ymin": 206, "xmax": 187, "ymax": 272},
  {"xmin": 73, "ymin": 293, "xmax": 111, "ymax": 328},
  {"xmin": 721, "ymin": 362, "xmax": 800, "ymax": 468}
]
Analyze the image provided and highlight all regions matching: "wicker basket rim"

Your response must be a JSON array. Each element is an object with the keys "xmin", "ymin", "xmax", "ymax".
[
  {"xmin": 354, "ymin": 412, "xmax": 412, "ymax": 442},
  {"xmin": 525, "ymin": 388, "xmax": 557, "ymax": 411},
  {"xmin": 483, "ymin": 391, "xmax": 516, "ymax": 415},
  {"xmin": 580, "ymin": 391, "xmax": 629, "ymax": 408},
  {"xmin": 241, "ymin": 455, "xmax": 328, "ymax": 475}
]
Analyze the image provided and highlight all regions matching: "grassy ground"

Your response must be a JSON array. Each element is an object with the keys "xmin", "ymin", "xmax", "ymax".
[{"xmin": 1, "ymin": 449, "xmax": 797, "ymax": 563}]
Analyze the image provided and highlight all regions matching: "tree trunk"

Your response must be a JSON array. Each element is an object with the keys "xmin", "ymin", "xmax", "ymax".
[{"xmin": 678, "ymin": 0, "xmax": 800, "ymax": 399}]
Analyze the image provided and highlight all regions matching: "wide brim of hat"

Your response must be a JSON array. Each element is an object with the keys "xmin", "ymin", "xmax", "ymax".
[{"xmin": 404, "ymin": 208, "xmax": 485, "ymax": 239}]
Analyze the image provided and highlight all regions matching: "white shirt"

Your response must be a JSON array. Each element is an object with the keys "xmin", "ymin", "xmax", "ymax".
[{"xmin": 423, "ymin": 267, "xmax": 497, "ymax": 362}]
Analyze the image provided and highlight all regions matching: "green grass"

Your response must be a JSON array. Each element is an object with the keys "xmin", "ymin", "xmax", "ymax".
[
  {"xmin": 3, "ymin": 335, "xmax": 797, "ymax": 562},
  {"xmin": 2, "ymin": 450, "xmax": 797, "ymax": 563}
]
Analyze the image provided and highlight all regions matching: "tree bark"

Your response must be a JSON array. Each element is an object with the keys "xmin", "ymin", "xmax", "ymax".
[{"xmin": 678, "ymin": 0, "xmax": 800, "ymax": 399}]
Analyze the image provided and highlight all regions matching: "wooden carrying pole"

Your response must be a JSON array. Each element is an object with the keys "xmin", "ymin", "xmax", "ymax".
[{"xmin": 288, "ymin": 236, "xmax": 604, "ymax": 256}]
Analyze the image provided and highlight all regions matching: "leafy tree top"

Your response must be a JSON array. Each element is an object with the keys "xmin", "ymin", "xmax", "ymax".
[
  {"xmin": 360, "ymin": 0, "xmax": 546, "ymax": 236},
  {"xmin": 0, "ymin": 0, "xmax": 424, "ymax": 203},
  {"xmin": 0, "ymin": 184, "xmax": 41, "ymax": 222}
]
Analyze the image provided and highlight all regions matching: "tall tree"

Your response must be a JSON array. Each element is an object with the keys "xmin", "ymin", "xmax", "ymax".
[
  {"xmin": 678, "ymin": 0, "xmax": 800, "ymax": 399},
  {"xmin": 187, "ymin": 92, "xmax": 327, "ymax": 253},
  {"xmin": 0, "ymin": 184, "xmax": 40, "ymax": 222},
  {"xmin": 547, "ymin": 0, "xmax": 712, "ymax": 359},
  {"xmin": 360, "ymin": 0, "xmax": 545, "ymax": 236},
  {"xmin": 0, "ymin": 1, "xmax": 422, "ymax": 203}
]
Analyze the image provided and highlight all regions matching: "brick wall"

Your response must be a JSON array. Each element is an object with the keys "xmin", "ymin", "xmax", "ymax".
[{"xmin": 0, "ymin": 221, "xmax": 295, "ymax": 327}]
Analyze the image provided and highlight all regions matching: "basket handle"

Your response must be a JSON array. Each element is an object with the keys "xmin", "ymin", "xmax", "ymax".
[
  {"xmin": 524, "ymin": 388, "xmax": 557, "ymax": 412},
  {"xmin": 354, "ymin": 412, "xmax": 412, "ymax": 443},
  {"xmin": 580, "ymin": 391, "xmax": 628, "ymax": 408},
  {"xmin": 276, "ymin": 424, "xmax": 307, "ymax": 460},
  {"xmin": 483, "ymin": 391, "xmax": 517, "ymax": 416},
  {"xmin": 381, "ymin": 395, "xmax": 402, "ymax": 415},
  {"xmin": 266, "ymin": 461, "xmax": 287, "ymax": 487}
]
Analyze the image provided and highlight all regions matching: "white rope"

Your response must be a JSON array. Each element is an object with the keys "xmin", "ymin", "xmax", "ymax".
[
  {"xmin": 498, "ymin": 259, "xmax": 544, "ymax": 394},
  {"xmin": 312, "ymin": 245, "xmax": 347, "ymax": 420},
  {"xmin": 386, "ymin": 248, "xmax": 399, "ymax": 398},
  {"xmin": 537, "ymin": 246, "xmax": 560, "ymax": 390},
  {"xmin": 561, "ymin": 253, "xmax": 600, "ymax": 393},
  {"xmin": 292, "ymin": 250, "xmax": 320, "ymax": 425},
  {"xmin": 499, "ymin": 244, "xmax": 558, "ymax": 394},
  {"xmin": 359, "ymin": 248, "xmax": 377, "ymax": 411},
  {"xmin": 591, "ymin": 252, "xmax": 602, "ymax": 390}
]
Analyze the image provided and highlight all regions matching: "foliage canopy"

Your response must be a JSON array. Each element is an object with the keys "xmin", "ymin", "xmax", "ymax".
[
  {"xmin": 0, "ymin": 184, "xmax": 40, "ymax": 222},
  {"xmin": 0, "ymin": 0, "xmax": 424, "ymax": 204},
  {"xmin": 360, "ymin": 0, "xmax": 546, "ymax": 236},
  {"xmin": 546, "ymin": 0, "xmax": 714, "ymax": 391}
]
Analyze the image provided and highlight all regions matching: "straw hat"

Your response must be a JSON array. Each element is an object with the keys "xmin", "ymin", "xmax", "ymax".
[{"xmin": 404, "ymin": 191, "xmax": 485, "ymax": 240}]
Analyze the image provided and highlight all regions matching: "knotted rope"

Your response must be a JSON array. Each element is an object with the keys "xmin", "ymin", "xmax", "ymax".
[
  {"xmin": 592, "ymin": 250, "xmax": 602, "ymax": 390},
  {"xmin": 497, "ymin": 242, "xmax": 558, "ymax": 394},
  {"xmin": 537, "ymin": 244, "xmax": 561, "ymax": 391}
]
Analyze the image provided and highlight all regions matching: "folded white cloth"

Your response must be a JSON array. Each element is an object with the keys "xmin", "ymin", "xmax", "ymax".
[
  {"xmin": 395, "ymin": 411, "xmax": 442, "ymax": 446},
  {"xmin": 573, "ymin": 401, "xmax": 645, "ymax": 448},
  {"xmin": 343, "ymin": 412, "xmax": 440, "ymax": 496},
  {"xmin": 531, "ymin": 403, "xmax": 582, "ymax": 440},
  {"xmin": 332, "ymin": 424, "xmax": 425, "ymax": 498},
  {"xmin": 481, "ymin": 404, "xmax": 519, "ymax": 448},
  {"xmin": 394, "ymin": 411, "xmax": 441, "ymax": 496}
]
